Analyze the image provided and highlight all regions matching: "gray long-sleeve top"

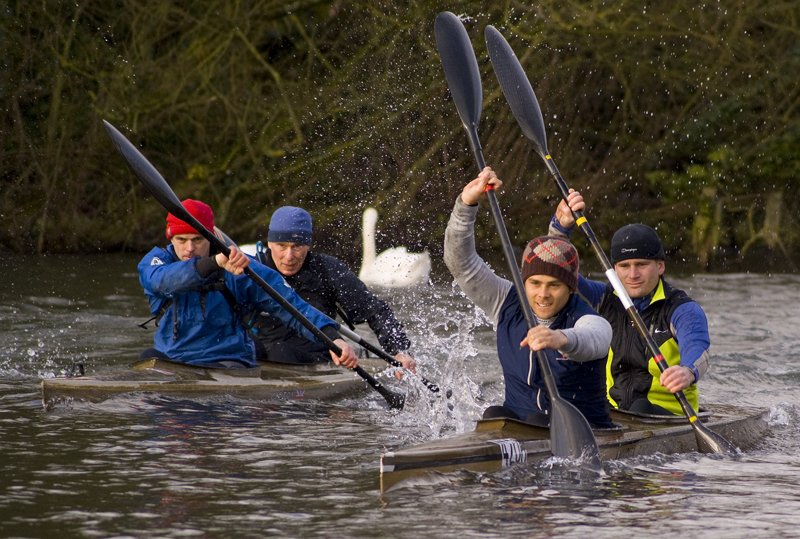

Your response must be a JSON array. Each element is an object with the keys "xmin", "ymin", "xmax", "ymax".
[{"xmin": 443, "ymin": 196, "xmax": 611, "ymax": 362}]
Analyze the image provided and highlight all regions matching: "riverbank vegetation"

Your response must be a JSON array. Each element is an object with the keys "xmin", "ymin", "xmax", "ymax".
[{"xmin": 2, "ymin": 0, "xmax": 798, "ymax": 272}]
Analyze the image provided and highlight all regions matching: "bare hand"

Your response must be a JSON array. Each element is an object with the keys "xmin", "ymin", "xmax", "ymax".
[
  {"xmin": 461, "ymin": 167, "xmax": 503, "ymax": 206},
  {"xmin": 330, "ymin": 339, "xmax": 359, "ymax": 369},
  {"xmin": 660, "ymin": 365, "xmax": 695, "ymax": 393},
  {"xmin": 520, "ymin": 326, "xmax": 568, "ymax": 352},
  {"xmin": 393, "ymin": 352, "xmax": 417, "ymax": 381},
  {"xmin": 216, "ymin": 246, "xmax": 250, "ymax": 276},
  {"xmin": 555, "ymin": 189, "xmax": 585, "ymax": 229}
]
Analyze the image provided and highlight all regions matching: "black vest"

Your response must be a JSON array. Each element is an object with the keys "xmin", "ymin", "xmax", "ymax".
[{"xmin": 599, "ymin": 278, "xmax": 694, "ymax": 411}]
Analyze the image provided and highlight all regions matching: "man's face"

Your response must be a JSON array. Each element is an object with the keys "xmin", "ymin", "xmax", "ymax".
[
  {"xmin": 614, "ymin": 258, "xmax": 665, "ymax": 298},
  {"xmin": 524, "ymin": 274, "xmax": 571, "ymax": 319},
  {"xmin": 171, "ymin": 234, "xmax": 210, "ymax": 260},
  {"xmin": 268, "ymin": 241, "xmax": 310, "ymax": 276}
]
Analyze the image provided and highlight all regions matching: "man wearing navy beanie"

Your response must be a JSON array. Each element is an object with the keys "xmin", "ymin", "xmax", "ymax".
[
  {"xmin": 267, "ymin": 206, "xmax": 313, "ymax": 246},
  {"xmin": 550, "ymin": 192, "xmax": 710, "ymax": 417},
  {"xmin": 248, "ymin": 206, "xmax": 417, "ymax": 379}
]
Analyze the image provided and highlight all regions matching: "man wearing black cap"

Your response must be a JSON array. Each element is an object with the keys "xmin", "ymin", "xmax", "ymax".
[
  {"xmin": 444, "ymin": 168, "xmax": 614, "ymax": 428},
  {"xmin": 550, "ymin": 190, "xmax": 710, "ymax": 416},
  {"xmin": 248, "ymin": 206, "xmax": 417, "ymax": 379}
]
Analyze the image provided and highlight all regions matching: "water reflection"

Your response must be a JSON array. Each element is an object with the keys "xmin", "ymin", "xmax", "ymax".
[{"xmin": 1, "ymin": 259, "xmax": 799, "ymax": 537}]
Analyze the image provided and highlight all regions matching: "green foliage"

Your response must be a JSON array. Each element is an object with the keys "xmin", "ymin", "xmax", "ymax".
[{"xmin": 1, "ymin": 0, "xmax": 799, "ymax": 271}]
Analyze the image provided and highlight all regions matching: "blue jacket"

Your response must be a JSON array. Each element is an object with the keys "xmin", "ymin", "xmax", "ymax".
[
  {"xmin": 138, "ymin": 245, "xmax": 338, "ymax": 367},
  {"xmin": 496, "ymin": 290, "xmax": 612, "ymax": 428}
]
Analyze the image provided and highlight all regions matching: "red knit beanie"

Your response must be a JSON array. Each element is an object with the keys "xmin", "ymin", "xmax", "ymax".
[
  {"xmin": 520, "ymin": 236, "xmax": 579, "ymax": 292},
  {"xmin": 166, "ymin": 199, "xmax": 215, "ymax": 239}
]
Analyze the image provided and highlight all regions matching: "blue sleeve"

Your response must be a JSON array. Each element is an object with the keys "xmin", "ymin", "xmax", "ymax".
[
  {"xmin": 549, "ymin": 214, "xmax": 575, "ymax": 238},
  {"xmin": 576, "ymin": 274, "xmax": 606, "ymax": 309},
  {"xmin": 326, "ymin": 256, "xmax": 410, "ymax": 355},
  {"xmin": 671, "ymin": 302, "xmax": 710, "ymax": 377},
  {"xmin": 138, "ymin": 247, "xmax": 207, "ymax": 311},
  {"xmin": 228, "ymin": 261, "xmax": 337, "ymax": 344},
  {"xmin": 550, "ymin": 214, "xmax": 605, "ymax": 307}
]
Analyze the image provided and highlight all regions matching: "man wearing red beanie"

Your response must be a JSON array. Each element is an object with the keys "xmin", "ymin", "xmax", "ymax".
[
  {"xmin": 550, "ymin": 190, "xmax": 710, "ymax": 417},
  {"xmin": 444, "ymin": 168, "xmax": 613, "ymax": 429},
  {"xmin": 138, "ymin": 199, "xmax": 358, "ymax": 369}
]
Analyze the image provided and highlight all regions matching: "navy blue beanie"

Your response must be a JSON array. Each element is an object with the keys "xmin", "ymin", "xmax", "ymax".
[
  {"xmin": 268, "ymin": 206, "xmax": 312, "ymax": 245},
  {"xmin": 610, "ymin": 224, "xmax": 665, "ymax": 264}
]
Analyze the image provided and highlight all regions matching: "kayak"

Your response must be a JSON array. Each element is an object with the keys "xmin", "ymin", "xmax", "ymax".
[
  {"xmin": 42, "ymin": 356, "xmax": 389, "ymax": 409},
  {"xmin": 380, "ymin": 404, "xmax": 769, "ymax": 492}
]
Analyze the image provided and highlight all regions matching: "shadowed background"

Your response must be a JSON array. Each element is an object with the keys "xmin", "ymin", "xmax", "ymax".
[{"xmin": 2, "ymin": 0, "xmax": 798, "ymax": 274}]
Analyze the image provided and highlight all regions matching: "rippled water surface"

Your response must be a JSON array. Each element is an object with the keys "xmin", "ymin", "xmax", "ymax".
[{"xmin": 1, "ymin": 255, "xmax": 799, "ymax": 538}]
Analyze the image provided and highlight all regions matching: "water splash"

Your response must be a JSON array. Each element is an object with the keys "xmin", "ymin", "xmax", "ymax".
[{"xmin": 768, "ymin": 402, "xmax": 793, "ymax": 427}]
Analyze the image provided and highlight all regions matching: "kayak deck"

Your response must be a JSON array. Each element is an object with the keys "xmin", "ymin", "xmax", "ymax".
[
  {"xmin": 42, "ymin": 357, "xmax": 389, "ymax": 408},
  {"xmin": 380, "ymin": 404, "xmax": 769, "ymax": 492}
]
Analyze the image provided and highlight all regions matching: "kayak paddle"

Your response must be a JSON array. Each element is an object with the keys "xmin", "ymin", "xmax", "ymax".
[
  {"xmin": 333, "ymin": 324, "xmax": 448, "ymax": 396},
  {"xmin": 435, "ymin": 11, "xmax": 602, "ymax": 468},
  {"xmin": 103, "ymin": 120, "xmax": 405, "ymax": 410},
  {"xmin": 484, "ymin": 25, "xmax": 737, "ymax": 454}
]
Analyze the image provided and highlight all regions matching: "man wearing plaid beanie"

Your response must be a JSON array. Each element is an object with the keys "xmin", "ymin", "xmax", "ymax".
[
  {"xmin": 138, "ymin": 199, "xmax": 358, "ymax": 370},
  {"xmin": 444, "ymin": 168, "xmax": 613, "ymax": 429}
]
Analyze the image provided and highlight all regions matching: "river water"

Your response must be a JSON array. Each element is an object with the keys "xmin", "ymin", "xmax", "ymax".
[{"xmin": 1, "ymin": 254, "xmax": 799, "ymax": 538}]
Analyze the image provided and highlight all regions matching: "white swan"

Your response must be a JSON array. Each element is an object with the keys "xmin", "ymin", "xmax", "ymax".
[{"xmin": 359, "ymin": 207, "xmax": 431, "ymax": 288}]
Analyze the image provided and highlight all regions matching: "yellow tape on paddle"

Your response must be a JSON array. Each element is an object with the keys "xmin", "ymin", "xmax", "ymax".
[{"xmin": 576, "ymin": 216, "xmax": 587, "ymax": 226}]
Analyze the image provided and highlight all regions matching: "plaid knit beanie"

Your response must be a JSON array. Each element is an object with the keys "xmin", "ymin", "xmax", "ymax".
[{"xmin": 520, "ymin": 236, "xmax": 579, "ymax": 292}]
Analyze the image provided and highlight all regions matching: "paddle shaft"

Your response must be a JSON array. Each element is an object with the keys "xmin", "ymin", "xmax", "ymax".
[
  {"xmin": 465, "ymin": 137, "xmax": 561, "ymax": 400},
  {"xmin": 103, "ymin": 121, "xmax": 404, "ymax": 409},
  {"xmin": 335, "ymin": 324, "xmax": 442, "ymax": 394}
]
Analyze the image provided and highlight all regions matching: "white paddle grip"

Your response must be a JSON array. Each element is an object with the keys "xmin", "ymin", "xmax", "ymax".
[{"xmin": 606, "ymin": 269, "xmax": 634, "ymax": 309}]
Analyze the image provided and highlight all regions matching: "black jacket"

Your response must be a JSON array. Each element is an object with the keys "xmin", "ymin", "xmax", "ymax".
[
  {"xmin": 254, "ymin": 250, "xmax": 410, "ymax": 354},
  {"xmin": 599, "ymin": 278, "xmax": 695, "ymax": 411}
]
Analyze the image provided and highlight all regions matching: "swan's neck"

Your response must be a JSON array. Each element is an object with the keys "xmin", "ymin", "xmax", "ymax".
[{"xmin": 362, "ymin": 210, "xmax": 378, "ymax": 270}]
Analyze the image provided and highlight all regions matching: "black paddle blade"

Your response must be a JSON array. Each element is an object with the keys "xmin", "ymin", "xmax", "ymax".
[
  {"xmin": 693, "ymin": 420, "xmax": 738, "ymax": 455},
  {"xmin": 104, "ymin": 120, "xmax": 228, "ymax": 257},
  {"xmin": 435, "ymin": 12, "xmax": 483, "ymax": 153},
  {"xmin": 380, "ymin": 385, "xmax": 406, "ymax": 410},
  {"xmin": 484, "ymin": 26, "xmax": 549, "ymax": 159},
  {"xmin": 103, "ymin": 121, "xmax": 183, "ymax": 213},
  {"xmin": 550, "ymin": 396, "xmax": 603, "ymax": 470}
]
